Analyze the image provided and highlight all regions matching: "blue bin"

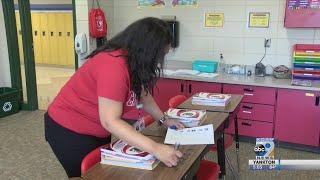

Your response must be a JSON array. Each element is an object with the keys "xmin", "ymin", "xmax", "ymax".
[{"xmin": 192, "ymin": 60, "xmax": 218, "ymax": 73}]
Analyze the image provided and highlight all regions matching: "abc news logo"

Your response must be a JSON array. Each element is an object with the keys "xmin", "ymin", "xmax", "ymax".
[
  {"xmin": 254, "ymin": 142, "xmax": 274, "ymax": 159},
  {"xmin": 254, "ymin": 144, "xmax": 267, "ymax": 156}
]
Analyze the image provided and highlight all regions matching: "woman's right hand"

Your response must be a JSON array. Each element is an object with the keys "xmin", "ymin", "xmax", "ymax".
[{"xmin": 152, "ymin": 143, "xmax": 183, "ymax": 167}]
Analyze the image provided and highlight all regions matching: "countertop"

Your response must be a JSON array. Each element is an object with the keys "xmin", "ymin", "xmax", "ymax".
[{"xmin": 162, "ymin": 60, "xmax": 320, "ymax": 91}]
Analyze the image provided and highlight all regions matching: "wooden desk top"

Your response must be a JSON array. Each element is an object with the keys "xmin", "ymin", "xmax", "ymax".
[
  {"xmin": 83, "ymin": 112, "xmax": 229, "ymax": 180},
  {"xmin": 83, "ymin": 136, "xmax": 208, "ymax": 180},
  {"xmin": 178, "ymin": 94, "xmax": 243, "ymax": 113},
  {"xmin": 142, "ymin": 112, "xmax": 229, "ymax": 138}
]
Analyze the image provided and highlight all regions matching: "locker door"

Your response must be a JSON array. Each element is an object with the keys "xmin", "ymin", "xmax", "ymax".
[
  {"xmin": 15, "ymin": 12, "xmax": 24, "ymax": 63},
  {"xmin": 48, "ymin": 13, "xmax": 59, "ymax": 65},
  {"xmin": 31, "ymin": 12, "xmax": 42, "ymax": 64},
  {"xmin": 56, "ymin": 13, "xmax": 67, "ymax": 66},
  {"xmin": 64, "ymin": 12, "xmax": 75, "ymax": 67},
  {"xmin": 39, "ymin": 13, "xmax": 49, "ymax": 65}
]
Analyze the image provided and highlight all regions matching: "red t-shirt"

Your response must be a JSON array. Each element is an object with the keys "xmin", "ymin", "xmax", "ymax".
[{"xmin": 48, "ymin": 49, "xmax": 137, "ymax": 138}]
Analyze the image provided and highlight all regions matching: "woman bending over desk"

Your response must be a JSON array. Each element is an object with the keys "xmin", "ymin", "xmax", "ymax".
[{"xmin": 44, "ymin": 17, "xmax": 184, "ymax": 178}]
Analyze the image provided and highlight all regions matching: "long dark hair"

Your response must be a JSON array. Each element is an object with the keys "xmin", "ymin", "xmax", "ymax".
[{"xmin": 88, "ymin": 17, "xmax": 172, "ymax": 101}]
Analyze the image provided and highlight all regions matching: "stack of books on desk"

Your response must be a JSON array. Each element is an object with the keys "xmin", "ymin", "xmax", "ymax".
[
  {"xmin": 100, "ymin": 140, "xmax": 159, "ymax": 170},
  {"xmin": 192, "ymin": 92, "xmax": 231, "ymax": 106},
  {"xmin": 166, "ymin": 108, "xmax": 206, "ymax": 127}
]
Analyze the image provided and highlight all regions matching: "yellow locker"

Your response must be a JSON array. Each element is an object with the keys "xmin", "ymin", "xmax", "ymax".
[
  {"xmin": 47, "ymin": 13, "xmax": 59, "ymax": 65},
  {"xmin": 64, "ymin": 12, "xmax": 75, "ymax": 67},
  {"xmin": 15, "ymin": 12, "xmax": 24, "ymax": 64},
  {"xmin": 31, "ymin": 12, "xmax": 42, "ymax": 64},
  {"xmin": 56, "ymin": 13, "xmax": 67, "ymax": 66},
  {"xmin": 39, "ymin": 13, "xmax": 49, "ymax": 65}
]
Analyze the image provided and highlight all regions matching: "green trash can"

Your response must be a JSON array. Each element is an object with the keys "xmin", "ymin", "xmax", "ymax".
[{"xmin": 0, "ymin": 87, "xmax": 20, "ymax": 118}]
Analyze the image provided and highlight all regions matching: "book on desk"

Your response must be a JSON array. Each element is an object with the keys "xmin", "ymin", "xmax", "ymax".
[
  {"xmin": 100, "ymin": 140, "xmax": 160, "ymax": 170},
  {"xmin": 166, "ymin": 108, "xmax": 206, "ymax": 127},
  {"xmin": 192, "ymin": 92, "xmax": 231, "ymax": 106}
]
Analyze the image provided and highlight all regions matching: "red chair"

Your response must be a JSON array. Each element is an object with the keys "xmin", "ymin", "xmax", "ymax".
[
  {"xmin": 169, "ymin": 95, "xmax": 188, "ymax": 109},
  {"xmin": 143, "ymin": 115, "xmax": 154, "ymax": 127},
  {"xmin": 81, "ymin": 145, "xmax": 105, "ymax": 175},
  {"xmin": 169, "ymin": 95, "xmax": 220, "ymax": 180},
  {"xmin": 197, "ymin": 160, "xmax": 220, "ymax": 180}
]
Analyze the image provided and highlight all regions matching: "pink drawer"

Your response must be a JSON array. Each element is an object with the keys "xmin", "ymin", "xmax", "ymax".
[
  {"xmin": 223, "ymin": 84, "xmax": 276, "ymax": 105},
  {"xmin": 237, "ymin": 103, "xmax": 274, "ymax": 123},
  {"xmin": 238, "ymin": 119, "xmax": 273, "ymax": 138}
]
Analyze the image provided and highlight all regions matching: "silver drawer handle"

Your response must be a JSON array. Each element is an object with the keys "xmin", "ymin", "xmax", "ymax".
[
  {"xmin": 243, "ymin": 110, "xmax": 252, "ymax": 114},
  {"xmin": 244, "ymin": 93, "xmax": 253, "ymax": 96}
]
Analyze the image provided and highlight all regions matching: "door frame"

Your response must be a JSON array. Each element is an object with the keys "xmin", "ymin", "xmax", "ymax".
[{"xmin": 1, "ymin": 0, "xmax": 78, "ymax": 110}]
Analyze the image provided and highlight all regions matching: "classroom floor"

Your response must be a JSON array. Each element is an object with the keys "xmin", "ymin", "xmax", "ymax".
[
  {"xmin": 21, "ymin": 65, "xmax": 74, "ymax": 110},
  {"xmin": 1, "ymin": 111, "xmax": 319, "ymax": 180}
]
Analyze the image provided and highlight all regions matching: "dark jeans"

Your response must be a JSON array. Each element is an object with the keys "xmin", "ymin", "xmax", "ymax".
[{"xmin": 44, "ymin": 112, "xmax": 111, "ymax": 177}]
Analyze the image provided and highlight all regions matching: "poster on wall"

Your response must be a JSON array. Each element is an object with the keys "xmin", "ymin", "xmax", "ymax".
[
  {"xmin": 285, "ymin": 0, "xmax": 320, "ymax": 27},
  {"xmin": 172, "ymin": 0, "xmax": 198, "ymax": 7},
  {"xmin": 138, "ymin": 0, "xmax": 165, "ymax": 8},
  {"xmin": 288, "ymin": 0, "xmax": 320, "ymax": 10},
  {"xmin": 204, "ymin": 13, "xmax": 224, "ymax": 27},
  {"xmin": 248, "ymin": 12, "xmax": 270, "ymax": 28}
]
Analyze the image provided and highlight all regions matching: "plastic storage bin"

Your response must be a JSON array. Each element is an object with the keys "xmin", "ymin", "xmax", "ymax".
[
  {"xmin": 192, "ymin": 60, "xmax": 218, "ymax": 73},
  {"xmin": 0, "ymin": 87, "xmax": 20, "ymax": 118}
]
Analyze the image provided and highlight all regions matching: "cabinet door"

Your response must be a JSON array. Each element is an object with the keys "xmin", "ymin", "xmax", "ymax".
[
  {"xmin": 186, "ymin": 81, "xmax": 222, "ymax": 97},
  {"xmin": 238, "ymin": 119, "xmax": 273, "ymax": 138},
  {"xmin": 274, "ymin": 89, "xmax": 320, "ymax": 146},
  {"xmin": 223, "ymin": 84, "xmax": 276, "ymax": 105},
  {"xmin": 153, "ymin": 78, "xmax": 185, "ymax": 111}
]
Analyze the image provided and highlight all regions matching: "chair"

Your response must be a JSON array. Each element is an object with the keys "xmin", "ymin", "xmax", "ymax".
[
  {"xmin": 81, "ymin": 145, "xmax": 105, "ymax": 175},
  {"xmin": 169, "ymin": 95, "xmax": 220, "ymax": 180},
  {"xmin": 197, "ymin": 160, "xmax": 220, "ymax": 180},
  {"xmin": 143, "ymin": 115, "xmax": 154, "ymax": 127}
]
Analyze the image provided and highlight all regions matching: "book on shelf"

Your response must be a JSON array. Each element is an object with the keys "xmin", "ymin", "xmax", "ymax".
[
  {"xmin": 100, "ymin": 140, "xmax": 159, "ymax": 170},
  {"xmin": 192, "ymin": 92, "xmax": 231, "ymax": 106},
  {"xmin": 165, "ymin": 108, "xmax": 206, "ymax": 127}
]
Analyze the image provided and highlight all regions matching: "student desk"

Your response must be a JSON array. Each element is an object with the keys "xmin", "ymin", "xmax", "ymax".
[
  {"xmin": 83, "ymin": 112, "xmax": 229, "ymax": 180},
  {"xmin": 178, "ymin": 94, "xmax": 243, "ymax": 176}
]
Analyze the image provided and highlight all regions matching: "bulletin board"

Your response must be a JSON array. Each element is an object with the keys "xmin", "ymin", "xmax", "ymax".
[{"xmin": 285, "ymin": 0, "xmax": 320, "ymax": 28}]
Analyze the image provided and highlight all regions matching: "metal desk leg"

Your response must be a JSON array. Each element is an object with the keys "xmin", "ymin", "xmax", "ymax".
[
  {"xmin": 234, "ymin": 114, "xmax": 240, "ymax": 172},
  {"xmin": 217, "ymin": 132, "xmax": 226, "ymax": 178}
]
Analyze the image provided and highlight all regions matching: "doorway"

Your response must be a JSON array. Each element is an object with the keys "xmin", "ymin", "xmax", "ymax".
[{"xmin": 2, "ymin": 0, "xmax": 77, "ymax": 110}]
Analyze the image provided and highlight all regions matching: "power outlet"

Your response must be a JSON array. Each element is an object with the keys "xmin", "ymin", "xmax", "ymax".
[{"xmin": 264, "ymin": 38, "xmax": 271, "ymax": 48}]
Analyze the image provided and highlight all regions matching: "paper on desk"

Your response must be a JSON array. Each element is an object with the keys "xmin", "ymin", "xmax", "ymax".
[
  {"xmin": 197, "ymin": 73, "xmax": 219, "ymax": 78},
  {"xmin": 164, "ymin": 124, "xmax": 214, "ymax": 145},
  {"xmin": 162, "ymin": 69, "xmax": 176, "ymax": 76},
  {"xmin": 174, "ymin": 69, "xmax": 200, "ymax": 76}
]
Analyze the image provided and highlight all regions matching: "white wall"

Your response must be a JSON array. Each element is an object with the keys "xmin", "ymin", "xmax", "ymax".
[
  {"xmin": 75, "ymin": 0, "xmax": 115, "ymax": 55},
  {"xmin": 112, "ymin": 0, "xmax": 320, "ymax": 67},
  {"xmin": 0, "ymin": 1, "xmax": 12, "ymax": 87}
]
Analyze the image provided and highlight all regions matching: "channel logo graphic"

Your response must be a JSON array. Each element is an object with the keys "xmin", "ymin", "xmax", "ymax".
[{"xmin": 254, "ymin": 138, "xmax": 274, "ymax": 159}]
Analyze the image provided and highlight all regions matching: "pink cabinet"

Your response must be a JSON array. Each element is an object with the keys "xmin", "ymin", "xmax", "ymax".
[
  {"xmin": 238, "ymin": 103, "xmax": 274, "ymax": 123},
  {"xmin": 274, "ymin": 89, "xmax": 320, "ymax": 147},
  {"xmin": 238, "ymin": 119, "xmax": 273, "ymax": 138},
  {"xmin": 153, "ymin": 78, "xmax": 184, "ymax": 111},
  {"xmin": 223, "ymin": 84, "xmax": 276, "ymax": 138},
  {"xmin": 152, "ymin": 78, "xmax": 222, "ymax": 111},
  {"xmin": 223, "ymin": 84, "xmax": 276, "ymax": 105},
  {"xmin": 186, "ymin": 81, "xmax": 222, "ymax": 97}
]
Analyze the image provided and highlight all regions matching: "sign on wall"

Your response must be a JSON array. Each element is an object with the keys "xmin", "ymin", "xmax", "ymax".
[
  {"xmin": 204, "ymin": 13, "xmax": 224, "ymax": 27},
  {"xmin": 172, "ymin": 0, "xmax": 198, "ymax": 7},
  {"xmin": 248, "ymin": 12, "xmax": 270, "ymax": 28},
  {"xmin": 138, "ymin": 0, "xmax": 165, "ymax": 8}
]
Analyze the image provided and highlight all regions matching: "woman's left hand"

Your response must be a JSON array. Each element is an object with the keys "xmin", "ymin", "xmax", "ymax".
[{"xmin": 163, "ymin": 119, "xmax": 185, "ymax": 130}]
